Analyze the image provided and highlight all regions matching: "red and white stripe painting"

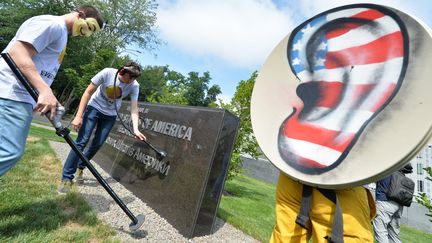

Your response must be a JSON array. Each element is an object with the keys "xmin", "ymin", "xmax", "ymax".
[{"xmin": 279, "ymin": 5, "xmax": 408, "ymax": 174}]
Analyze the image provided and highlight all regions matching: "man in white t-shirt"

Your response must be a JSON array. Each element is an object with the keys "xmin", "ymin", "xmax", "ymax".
[
  {"xmin": 0, "ymin": 5, "xmax": 104, "ymax": 177},
  {"xmin": 58, "ymin": 61, "xmax": 146, "ymax": 193}
]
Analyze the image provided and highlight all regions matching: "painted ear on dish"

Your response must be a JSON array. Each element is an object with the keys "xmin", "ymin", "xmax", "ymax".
[{"xmin": 279, "ymin": 6, "xmax": 408, "ymax": 174}]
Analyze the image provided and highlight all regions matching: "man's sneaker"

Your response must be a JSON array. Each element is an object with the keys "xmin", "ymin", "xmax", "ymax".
[
  {"xmin": 76, "ymin": 168, "xmax": 84, "ymax": 185},
  {"xmin": 57, "ymin": 180, "xmax": 73, "ymax": 194}
]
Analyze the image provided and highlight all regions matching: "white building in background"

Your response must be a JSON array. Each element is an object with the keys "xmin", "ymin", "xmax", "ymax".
[
  {"xmin": 366, "ymin": 144, "xmax": 432, "ymax": 200},
  {"xmin": 406, "ymin": 143, "xmax": 432, "ymax": 199}
]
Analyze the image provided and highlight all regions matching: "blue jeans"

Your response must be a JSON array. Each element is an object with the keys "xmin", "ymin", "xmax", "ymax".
[
  {"xmin": 61, "ymin": 106, "xmax": 116, "ymax": 181},
  {"xmin": 0, "ymin": 98, "xmax": 33, "ymax": 176}
]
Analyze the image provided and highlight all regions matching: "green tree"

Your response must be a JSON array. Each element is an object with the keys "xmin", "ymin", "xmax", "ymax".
[
  {"xmin": 138, "ymin": 65, "xmax": 185, "ymax": 102},
  {"xmin": 416, "ymin": 167, "xmax": 432, "ymax": 222},
  {"xmin": 226, "ymin": 71, "xmax": 261, "ymax": 179},
  {"xmin": 89, "ymin": 0, "xmax": 160, "ymax": 51},
  {"xmin": 0, "ymin": 0, "xmax": 73, "ymax": 50},
  {"xmin": 142, "ymin": 67, "xmax": 221, "ymax": 107},
  {"xmin": 139, "ymin": 65, "xmax": 169, "ymax": 101},
  {"xmin": 183, "ymin": 71, "xmax": 221, "ymax": 107},
  {"xmin": 146, "ymin": 67, "xmax": 189, "ymax": 105},
  {"xmin": 0, "ymin": 0, "xmax": 160, "ymax": 113},
  {"xmin": 147, "ymin": 85, "xmax": 188, "ymax": 105}
]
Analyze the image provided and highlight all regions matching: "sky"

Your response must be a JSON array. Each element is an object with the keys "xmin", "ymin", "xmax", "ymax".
[{"xmin": 135, "ymin": 0, "xmax": 432, "ymax": 103}]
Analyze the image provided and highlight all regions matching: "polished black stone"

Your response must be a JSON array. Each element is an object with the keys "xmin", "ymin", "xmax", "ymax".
[{"xmin": 93, "ymin": 102, "xmax": 239, "ymax": 238}]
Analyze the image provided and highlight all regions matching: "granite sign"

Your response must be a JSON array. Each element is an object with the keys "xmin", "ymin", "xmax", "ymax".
[{"xmin": 93, "ymin": 102, "xmax": 239, "ymax": 237}]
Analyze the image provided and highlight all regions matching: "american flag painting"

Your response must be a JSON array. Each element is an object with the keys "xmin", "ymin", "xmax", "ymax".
[{"xmin": 278, "ymin": 5, "xmax": 408, "ymax": 174}]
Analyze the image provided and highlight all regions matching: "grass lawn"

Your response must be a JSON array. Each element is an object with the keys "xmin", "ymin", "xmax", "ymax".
[
  {"xmin": 0, "ymin": 132, "xmax": 118, "ymax": 242},
  {"xmin": 400, "ymin": 224, "xmax": 432, "ymax": 243},
  {"xmin": 30, "ymin": 124, "xmax": 77, "ymax": 142},
  {"xmin": 30, "ymin": 118, "xmax": 53, "ymax": 126},
  {"xmin": 218, "ymin": 175, "xmax": 276, "ymax": 242},
  {"xmin": 219, "ymin": 175, "xmax": 432, "ymax": 242}
]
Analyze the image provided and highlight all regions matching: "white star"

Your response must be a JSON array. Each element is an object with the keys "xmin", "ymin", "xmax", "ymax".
[
  {"xmin": 293, "ymin": 40, "xmax": 303, "ymax": 51},
  {"xmin": 315, "ymin": 57, "xmax": 325, "ymax": 66},
  {"xmin": 292, "ymin": 57, "xmax": 301, "ymax": 65},
  {"xmin": 301, "ymin": 24, "xmax": 314, "ymax": 35},
  {"xmin": 318, "ymin": 41, "xmax": 327, "ymax": 50}
]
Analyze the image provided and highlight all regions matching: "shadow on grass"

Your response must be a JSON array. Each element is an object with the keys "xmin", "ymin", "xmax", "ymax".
[
  {"xmin": 0, "ymin": 194, "xmax": 95, "ymax": 238},
  {"xmin": 216, "ymin": 207, "xmax": 234, "ymax": 221},
  {"xmin": 224, "ymin": 183, "xmax": 267, "ymax": 200}
]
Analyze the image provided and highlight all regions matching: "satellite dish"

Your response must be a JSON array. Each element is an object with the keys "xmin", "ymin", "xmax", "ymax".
[{"xmin": 251, "ymin": 3, "xmax": 432, "ymax": 188}]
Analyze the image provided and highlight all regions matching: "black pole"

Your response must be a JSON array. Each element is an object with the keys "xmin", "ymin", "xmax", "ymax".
[
  {"xmin": 143, "ymin": 139, "xmax": 166, "ymax": 160},
  {"xmin": 1, "ymin": 52, "xmax": 145, "ymax": 231}
]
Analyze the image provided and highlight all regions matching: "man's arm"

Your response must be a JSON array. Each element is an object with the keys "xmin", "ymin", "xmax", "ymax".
[
  {"xmin": 9, "ymin": 41, "xmax": 59, "ymax": 119},
  {"xmin": 130, "ymin": 100, "xmax": 146, "ymax": 140},
  {"xmin": 71, "ymin": 83, "xmax": 97, "ymax": 131}
]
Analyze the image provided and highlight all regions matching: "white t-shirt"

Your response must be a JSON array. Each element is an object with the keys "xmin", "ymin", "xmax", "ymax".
[
  {"xmin": 0, "ymin": 15, "xmax": 68, "ymax": 107},
  {"xmin": 88, "ymin": 68, "xmax": 140, "ymax": 116}
]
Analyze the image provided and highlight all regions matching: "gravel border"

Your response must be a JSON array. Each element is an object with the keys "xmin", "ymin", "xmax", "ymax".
[{"xmin": 49, "ymin": 140, "xmax": 260, "ymax": 242}]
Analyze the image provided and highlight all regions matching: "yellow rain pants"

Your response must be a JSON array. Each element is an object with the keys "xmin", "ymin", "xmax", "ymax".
[{"xmin": 270, "ymin": 173, "xmax": 376, "ymax": 243}]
